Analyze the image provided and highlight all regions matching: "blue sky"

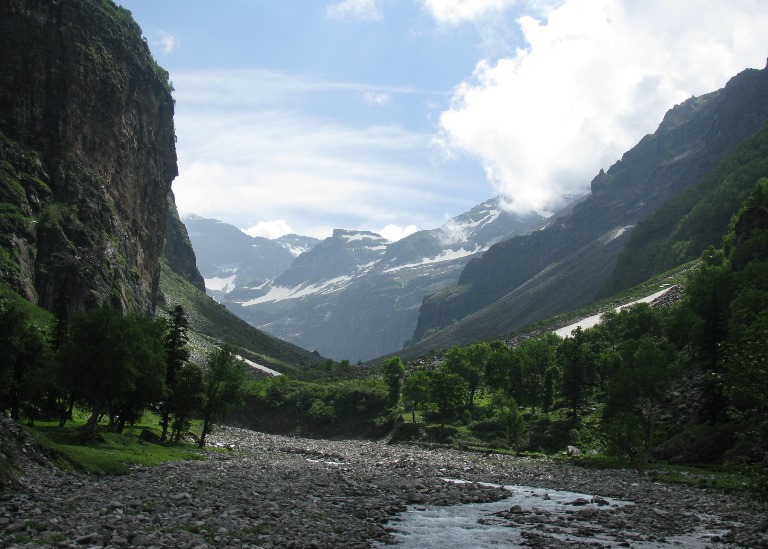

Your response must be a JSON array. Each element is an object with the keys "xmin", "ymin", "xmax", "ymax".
[{"xmin": 116, "ymin": 0, "xmax": 768, "ymax": 240}]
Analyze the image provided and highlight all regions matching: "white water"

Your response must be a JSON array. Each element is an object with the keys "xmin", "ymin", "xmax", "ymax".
[{"xmin": 383, "ymin": 479, "xmax": 728, "ymax": 548}]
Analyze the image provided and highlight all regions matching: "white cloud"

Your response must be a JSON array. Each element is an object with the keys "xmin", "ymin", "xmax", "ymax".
[
  {"xmin": 436, "ymin": 0, "xmax": 768, "ymax": 214},
  {"xmin": 326, "ymin": 0, "xmax": 382, "ymax": 21},
  {"xmin": 242, "ymin": 220, "xmax": 294, "ymax": 239},
  {"xmin": 364, "ymin": 90, "xmax": 393, "ymax": 105},
  {"xmin": 171, "ymin": 70, "xmax": 463, "ymax": 240},
  {"xmin": 421, "ymin": 0, "xmax": 517, "ymax": 25},
  {"xmin": 380, "ymin": 224, "xmax": 419, "ymax": 241},
  {"xmin": 154, "ymin": 30, "xmax": 178, "ymax": 54}
]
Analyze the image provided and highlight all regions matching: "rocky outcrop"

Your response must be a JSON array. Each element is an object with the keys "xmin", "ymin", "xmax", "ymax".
[
  {"xmin": 0, "ymin": 0, "xmax": 177, "ymax": 315},
  {"xmin": 163, "ymin": 192, "xmax": 205, "ymax": 293}
]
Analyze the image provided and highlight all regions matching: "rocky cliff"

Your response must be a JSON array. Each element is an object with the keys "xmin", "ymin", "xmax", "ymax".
[
  {"xmin": 0, "ymin": 0, "xmax": 177, "ymax": 316},
  {"xmin": 411, "ymin": 67, "xmax": 768, "ymax": 346}
]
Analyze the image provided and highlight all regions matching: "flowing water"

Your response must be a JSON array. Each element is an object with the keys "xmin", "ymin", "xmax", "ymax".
[{"xmin": 382, "ymin": 479, "xmax": 730, "ymax": 548}]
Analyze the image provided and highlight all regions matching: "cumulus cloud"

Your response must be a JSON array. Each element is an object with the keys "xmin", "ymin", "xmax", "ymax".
[
  {"xmin": 242, "ymin": 220, "xmax": 294, "ymax": 239},
  {"xmin": 326, "ymin": 0, "xmax": 382, "ymax": 21},
  {"xmin": 436, "ymin": 0, "xmax": 768, "ymax": 214},
  {"xmin": 380, "ymin": 224, "xmax": 419, "ymax": 242},
  {"xmin": 421, "ymin": 0, "xmax": 517, "ymax": 25}
]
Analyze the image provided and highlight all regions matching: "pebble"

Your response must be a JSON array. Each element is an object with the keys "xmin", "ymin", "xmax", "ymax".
[{"xmin": 1, "ymin": 418, "xmax": 765, "ymax": 547}]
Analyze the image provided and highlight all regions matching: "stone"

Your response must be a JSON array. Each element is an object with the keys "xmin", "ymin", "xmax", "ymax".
[
  {"xmin": 75, "ymin": 532, "xmax": 101, "ymax": 544},
  {"xmin": 567, "ymin": 446, "xmax": 582, "ymax": 456}
]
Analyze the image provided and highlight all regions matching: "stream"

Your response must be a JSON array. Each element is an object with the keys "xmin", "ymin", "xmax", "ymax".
[{"xmin": 383, "ymin": 479, "xmax": 731, "ymax": 548}]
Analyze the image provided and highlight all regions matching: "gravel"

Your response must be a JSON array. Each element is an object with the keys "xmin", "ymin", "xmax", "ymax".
[{"xmin": 1, "ymin": 418, "xmax": 766, "ymax": 548}]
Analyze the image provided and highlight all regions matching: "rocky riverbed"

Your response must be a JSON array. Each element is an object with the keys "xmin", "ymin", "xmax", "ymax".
[{"xmin": 1, "ymin": 419, "xmax": 766, "ymax": 548}]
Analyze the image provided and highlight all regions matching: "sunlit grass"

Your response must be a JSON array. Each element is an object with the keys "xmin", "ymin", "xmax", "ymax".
[{"xmin": 24, "ymin": 411, "xmax": 206, "ymax": 475}]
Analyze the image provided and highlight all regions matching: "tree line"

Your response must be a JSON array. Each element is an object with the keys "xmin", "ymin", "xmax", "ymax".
[{"xmin": 0, "ymin": 303, "xmax": 245, "ymax": 448}]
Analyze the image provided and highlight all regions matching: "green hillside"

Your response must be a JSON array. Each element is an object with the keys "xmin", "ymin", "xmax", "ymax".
[
  {"xmin": 156, "ymin": 257, "xmax": 321, "ymax": 373},
  {"xmin": 600, "ymin": 121, "xmax": 768, "ymax": 297}
]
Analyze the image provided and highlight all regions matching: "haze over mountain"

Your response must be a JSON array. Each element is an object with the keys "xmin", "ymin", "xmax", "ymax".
[
  {"xmin": 186, "ymin": 65, "xmax": 768, "ymax": 364},
  {"xmin": 188, "ymin": 197, "xmax": 574, "ymax": 361}
]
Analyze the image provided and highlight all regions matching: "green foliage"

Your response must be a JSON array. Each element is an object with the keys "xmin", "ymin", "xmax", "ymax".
[
  {"xmin": 160, "ymin": 305, "xmax": 191, "ymax": 441},
  {"xmin": 0, "ymin": 299, "xmax": 54, "ymax": 421},
  {"xmin": 381, "ymin": 356, "xmax": 405, "ymax": 406},
  {"xmin": 402, "ymin": 369, "xmax": 431, "ymax": 423},
  {"xmin": 57, "ymin": 307, "xmax": 167, "ymax": 434},
  {"xmin": 199, "ymin": 344, "xmax": 246, "ymax": 448},
  {"xmin": 238, "ymin": 376, "xmax": 391, "ymax": 437},
  {"xmin": 428, "ymin": 366, "xmax": 465, "ymax": 419},
  {"xmin": 602, "ymin": 122, "xmax": 768, "ymax": 295}
]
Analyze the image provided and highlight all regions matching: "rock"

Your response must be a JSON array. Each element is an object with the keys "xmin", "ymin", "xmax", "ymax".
[
  {"xmin": 568, "ymin": 498, "xmax": 590, "ymax": 506},
  {"xmin": 139, "ymin": 430, "xmax": 161, "ymax": 444},
  {"xmin": 591, "ymin": 495, "xmax": 609, "ymax": 506},
  {"xmin": 75, "ymin": 532, "xmax": 101, "ymax": 544}
]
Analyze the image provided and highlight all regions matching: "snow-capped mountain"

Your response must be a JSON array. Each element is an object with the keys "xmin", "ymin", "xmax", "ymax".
[
  {"xmin": 183, "ymin": 214, "xmax": 318, "ymax": 300},
  {"xmin": 191, "ymin": 196, "xmax": 575, "ymax": 362}
]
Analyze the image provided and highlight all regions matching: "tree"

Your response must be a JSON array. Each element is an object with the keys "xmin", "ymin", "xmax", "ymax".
[
  {"xmin": 160, "ymin": 305, "xmax": 191, "ymax": 442},
  {"xmin": 0, "ymin": 302, "xmax": 54, "ymax": 422},
  {"xmin": 603, "ymin": 336, "xmax": 675, "ymax": 463},
  {"xmin": 168, "ymin": 363, "xmax": 205, "ymax": 442},
  {"xmin": 484, "ymin": 342, "xmax": 522, "ymax": 401},
  {"xmin": 57, "ymin": 307, "xmax": 166, "ymax": 434},
  {"xmin": 402, "ymin": 369, "xmax": 430, "ymax": 423},
  {"xmin": 445, "ymin": 343, "xmax": 488, "ymax": 411},
  {"xmin": 199, "ymin": 344, "xmax": 246, "ymax": 448},
  {"xmin": 517, "ymin": 334, "xmax": 558, "ymax": 414},
  {"xmin": 557, "ymin": 327, "xmax": 595, "ymax": 416},
  {"xmin": 491, "ymin": 393, "xmax": 523, "ymax": 444},
  {"xmin": 109, "ymin": 316, "xmax": 166, "ymax": 434},
  {"xmin": 382, "ymin": 357, "xmax": 406, "ymax": 406},
  {"xmin": 428, "ymin": 366, "xmax": 465, "ymax": 420}
]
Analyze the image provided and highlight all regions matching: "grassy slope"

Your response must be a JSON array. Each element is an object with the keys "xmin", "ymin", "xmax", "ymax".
[{"xmin": 156, "ymin": 257, "xmax": 321, "ymax": 372}]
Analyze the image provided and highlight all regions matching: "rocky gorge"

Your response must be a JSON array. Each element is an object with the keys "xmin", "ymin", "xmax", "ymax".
[{"xmin": 1, "ymin": 416, "xmax": 765, "ymax": 548}]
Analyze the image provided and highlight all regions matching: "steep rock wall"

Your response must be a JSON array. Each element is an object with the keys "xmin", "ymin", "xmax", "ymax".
[{"xmin": 0, "ymin": 0, "xmax": 177, "ymax": 315}]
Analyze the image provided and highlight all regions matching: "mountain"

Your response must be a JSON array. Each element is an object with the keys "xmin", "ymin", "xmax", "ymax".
[
  {"xmin": 0, "ymin": 0, "xmax": 321, "ymax": 371},
  {"xmin": 406, "ymin": 66, "xmax": 768, "ymax": 356},
  {"xmin": 182, "ymin": 215, "xmax": 318, "ymax": 301},
  {"xmin": 0, "ymin": 0, "xmax": 177, "ymax": 316},
  {"xmin": 200, "ymin": 198, "xmax": 568, "ymax": 361},
  {"xmin": 600, "ymin": 120, "xmax": 768, "ymax": 297}
]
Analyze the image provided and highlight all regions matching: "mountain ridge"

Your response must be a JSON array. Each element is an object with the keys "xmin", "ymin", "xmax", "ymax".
[
  {"xmin": 409, "ymin": 66, "xmax": 768, "ymax": 349},
  {"xmin": 190, "ymin": 195, "xmax": 568, "ymax": 360}
]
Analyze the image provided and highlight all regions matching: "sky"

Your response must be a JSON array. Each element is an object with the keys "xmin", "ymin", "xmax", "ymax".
[{"xmin": 116, "ymin": 0, "xmax": 768, "ymax": 241}]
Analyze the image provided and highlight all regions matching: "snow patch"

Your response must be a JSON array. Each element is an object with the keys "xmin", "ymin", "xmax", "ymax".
[
  {"xmin": 241, "ymin": 276, "xmax": 353, "ymax": 306},
  {"xmin": 384, "ymin": 247, "xmax": 482, "ymax": 273},
  {"xmin": 205, "ymin": 275, "xmax": 237, "ymax": 293},
  {"xmin": 610, "ymin": 225, "xmax": 633, "ymax": 241},
  {"xmin": 554, "ymin": 286, "xmax": 675, "ymax": 338}
]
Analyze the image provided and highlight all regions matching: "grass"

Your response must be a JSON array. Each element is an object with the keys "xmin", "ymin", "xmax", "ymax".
[{"xmin": 25, "ymin": 411, "xmax": 206, "ymax": 475}]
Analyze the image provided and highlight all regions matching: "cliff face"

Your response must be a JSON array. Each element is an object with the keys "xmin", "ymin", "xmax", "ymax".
[
  {"xmin": 0, "ymin": 0, "xmax": 177, "ymax": 315},
  {"xmin": 163, "ymin": 192, "xmax": 206, "ymax": 293}
]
